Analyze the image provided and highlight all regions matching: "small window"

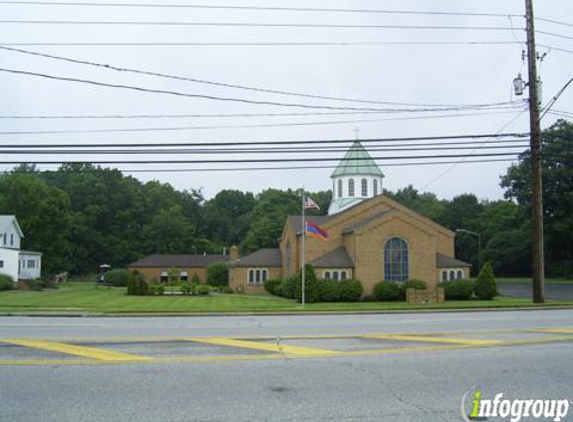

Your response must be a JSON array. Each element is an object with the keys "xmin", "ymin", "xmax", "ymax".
[
  {"xmin": 28, "ymin": 259, "xmax": 36, "ymax": 268},
  {"xmin": 180, "ymin": 271, "xmax": 188, "ymax": 282},
  {"xmin": 262, "ymin": 269, "xmax": 268, "ymax": 282},
  {"xmin": 373, "ymin": 179, "xmax": 378, "ymax": 196},
  {"xmin": 255, "ymin": 270, "xmax": 261, "ymax": 283},
  {"xmin": 10, "ymin": 233, "xmax": 14, "ymax": 246},
  {"xmin": 442, "ymin": 271, "xmax": 448, "ymax": 282},
  {"xmin": 341, "ymin": 271, "xmax": 347, "ymax": 280},
  {"xmin": 2, "ymin": 233, "xmax": 5, "ymax": 245},
  {"xmin": 348, "ymin": 179, "xmax": 355, "ymax": 197},
  {"xmin": 160, "ymin": 271, "xmax": 169, "ymax": 283},
  {"xmin": 449, "ymin": 270, "xmax": 455, "ymax": 281},
  {"xmin": 333, "ymin": 272, "xmax": 339, "ymax": 281},
  {"xmin": 0, "ymin": 260, "xmax": 3, "ymax": 268},
  {"xmin": 324, "ymin": 271, "xmax": 331, "ymax": 280},
  {"xmin": 361, "ymin": 178, "xmax": 368, "ymax": 197},
  {"xmin": 338, "ymin": 179, "xmax": 343, "ymax": 198},
  {"xmin": 248, "ymin": 270, "xmax": 254, "ymax": 283},
  {"xmin": 456, "ymin": 270, "xmax": 463, "ymax": 280}
]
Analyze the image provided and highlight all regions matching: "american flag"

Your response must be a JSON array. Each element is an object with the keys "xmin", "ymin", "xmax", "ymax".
[{"xmin": 305, "ymin": 197, "xmax": 320, "ymax": 210}]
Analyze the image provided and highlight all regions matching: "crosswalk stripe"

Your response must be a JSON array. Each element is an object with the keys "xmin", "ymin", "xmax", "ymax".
[
  {"xmin": 3, "ymin": 339, "xmax": 152, "ymax": 361},
  {"xmin": 185, "ymin": 337, "xmax": 338, "ymax": 356},
  {"xmin": 363, "ymin": 334, "xmax": 503, "ymax": 346}
]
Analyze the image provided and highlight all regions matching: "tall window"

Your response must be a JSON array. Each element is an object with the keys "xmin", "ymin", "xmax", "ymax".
[
  {"xmin": 449, "ymin": 270, "xmax": 455, "ymax": 281},
  {"xmin": 338, "ymin": 179, "xmax": 343, "ymax": 198},
  {"xmin": 373, "ymin": 179, "xmax": 378, "ymax": 196},
  {"xmin": 10, "ymin": 234, "xmax": 14, "ymax": 246},
  {"xmin": 361, "ymin": 178, "xmax": 368, "ymax": 197},
  {"xmin": 348, "ymin": 179, "xmax": 355, "ymax": 197},
  {"xmin": 456, "ymin": 270, "xmax": 463, "ymax": 280},
  {"xmin": 286, "ymin": 241, "xmax": 292, "ymax": 275},
  {"xmin": 384, "ymin": 237, "xmax": 409, "ymax": 282},
  {"xmin": 442, "ymin": 271, "xmax": 448, "ymax": 282}
]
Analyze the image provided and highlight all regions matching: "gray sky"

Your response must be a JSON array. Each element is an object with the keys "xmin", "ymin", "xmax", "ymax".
[{"xmin": 1, "ymin": 0, "xmax": 571, "ymax": 201}]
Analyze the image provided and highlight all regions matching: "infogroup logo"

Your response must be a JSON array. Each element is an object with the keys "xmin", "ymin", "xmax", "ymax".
[{"xmin": 461, "ymin": 387, "xmax": 571, "ymax": 422}]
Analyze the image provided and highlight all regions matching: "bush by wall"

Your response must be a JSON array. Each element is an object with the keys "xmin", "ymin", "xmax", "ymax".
[
  {"xmin": 0, "ymin": 274, "xmax": 14, "ymax": 291},
  {"xmin": 206, "ymin": 261, "xmax": 229, "ymax": 287},
  {"xmin": 191, "ymin": 273, "xmax": 201, "ymax": 284},
  {"xmin": 127, "ymin": 271, "xmax": 149, "ymax": 296},
  {"xmin": 319, "ymin": 279, "xmax": 363, "ymax": 302},
  {"xmin": 474, "ymin": 262, "xmax": 498, "ymax": 300},
  {"xmin": 278, "ymin": 275, "xmax": 298, "ymax": 299},
  {"xmin": 294, "ymin": 264, "xmax": 320, "ymax": 303},
  {"xmin": 264, "ymin": 279, "xmax": 282, "ymax": 295},
  {"xmin": 374, "ymin": 281, "xmax": 402, "ymax": 301},
  {"xmin": 196, "ymin": 284, "xmax": 210, "ymax": 295},
  {"xmin": 439, "ymin": 280, "xmax": 474, "ymax": 300},
  {"xmin": 104, "ymin": 269, "xmax": 130, "ymax": 287}
]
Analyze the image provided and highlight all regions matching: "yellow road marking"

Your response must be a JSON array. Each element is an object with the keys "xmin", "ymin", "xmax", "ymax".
[
  {"xmin": 3, "ymin": 339, "xmax": 152, "ymax": 361},
  {"xmin": 363, "ymin": 334, "xmax": 504, "ymax": 346},
  {"xmin": 186, "ymin": 337, "xmax": 339, "ymax": 356},
  {"xmin": 526, "ymin": 328, "xmax": 573, "ymax": 335}
]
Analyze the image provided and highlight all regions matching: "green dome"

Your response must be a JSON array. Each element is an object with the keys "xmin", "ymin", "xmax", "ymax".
[{"xmin": 331, "ymin": 141, "xmax": 384, "ymax": 178}]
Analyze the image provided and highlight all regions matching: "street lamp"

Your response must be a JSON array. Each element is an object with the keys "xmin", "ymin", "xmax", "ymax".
[{"xmin": 455, "ymin": 229, "xmax": 481, "ymax": 273}]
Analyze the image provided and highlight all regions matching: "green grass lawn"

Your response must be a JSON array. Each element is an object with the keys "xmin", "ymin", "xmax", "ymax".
[
  {"xmin": 496, "ymin": 277, "xmax": 573, "ymax": 285},
  {"xmin": 0, "ymin": 282, "xmax": 571, "ymax": 314}
]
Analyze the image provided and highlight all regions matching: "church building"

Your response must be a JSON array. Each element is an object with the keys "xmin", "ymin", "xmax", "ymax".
[{"xmin": 228, "ymin": 141, "xmax": 470, "ymax": 295}]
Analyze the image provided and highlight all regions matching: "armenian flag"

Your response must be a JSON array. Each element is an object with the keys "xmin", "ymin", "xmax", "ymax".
[{"xmin": 305, "ymin": 221, "xmax": 328, "ymax": 240}]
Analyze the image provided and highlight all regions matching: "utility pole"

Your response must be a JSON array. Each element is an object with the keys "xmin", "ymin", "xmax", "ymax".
[{"xmin": 525, "ymin": 0, "xmax": 545, "ymax": 303}]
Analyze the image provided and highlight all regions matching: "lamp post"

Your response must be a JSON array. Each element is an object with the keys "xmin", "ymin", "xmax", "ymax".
[{"xmin": 455, "ymin": 229, "xmax": 481, "ymax": 274}]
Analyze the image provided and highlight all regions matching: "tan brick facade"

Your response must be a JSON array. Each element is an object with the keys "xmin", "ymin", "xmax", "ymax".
[{"xmin": 229, "ymin": 266, "xmax": 282, "ymax": 294}]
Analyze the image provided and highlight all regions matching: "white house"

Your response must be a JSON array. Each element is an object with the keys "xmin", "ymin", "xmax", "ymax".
[{"xmin": 0, "ymin": 215, "xmax": 42, "ymax": 282}]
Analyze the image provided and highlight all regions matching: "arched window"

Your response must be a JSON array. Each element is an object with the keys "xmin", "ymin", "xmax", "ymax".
[
  {"xmin": 456, "ymin": 270, "xmax": 463, "ymax": 280},
  {"xmin": 160, "ymin": 271, "xmax": 169, "ymax": 283},
  {"xmin": 449, "ymin": 270, "xmax": 456, "ymax": 281},
  {"xmin": 255, "ymin": 270, "xmax": 261, "ymax": 283},
  {"xmin": 324, "ymin": 271, "xmax": 331, "ymax": 280},
  {"xmin": 338, "ymin": 179, "xmax": 343, "ymax": 198},
  {"xmin": 262, "ymin": 269, "xmax": 268, "ymax": 282},
  {"xmin": 248, "ymin": 270, "xmax": 254, "ymax": 283},
  {"xmin": 341, "ymin": 271, "xmax": 347, "ymax": 280},
  {"xmin": 442, "ymin": 271, "xmax": 448, "ymax": 282},
  {"xmin": 373, "ymin": 179, "xmax": 378, "ymax": 196},
  {"xmin": 286, "ymin": 241, "xmax": 292, "ymax": 275},
  {"xmin": 333, "ymin": 272, "xmax": 339, "ymax": 281},
  {"xmin": 384, "ymin": 237, "xmax": 409, "ymax": 282},
  {"xmin": 180, "ymin": 271, "xmax": 188, "ymax": 282},
  {"xmin": 361, "ymin": 178, "xmax": 368, "ymax": 197},
  {"xmin": 348, "ymin": 179, "xmax": 355, "ymax": 197}
]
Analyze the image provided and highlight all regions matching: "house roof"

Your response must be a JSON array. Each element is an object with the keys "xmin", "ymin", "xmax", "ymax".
[
  {"xmin": 311, "ymin": 246, "xmax": 355, "ymax": 268},
  {"xmin": 230, "ymin": 248, "xmax": 282, "ymax": 268},
  {"xmin": 128, "ymin": 254, "xmax": 229, "ymax": 268},
  {"xmin": 436, "ymin": 253, "xmax": 472, "ymax": 268},
  {"xmin": 330, "ymin": 141, "xmax": 384, "ymax": 178},
  {"xmin": 0, "ymin": 215, "xmax": 24, "ymax": 238}
]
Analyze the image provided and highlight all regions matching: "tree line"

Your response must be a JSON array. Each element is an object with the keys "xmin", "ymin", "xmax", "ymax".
[{"xmin": 0, "ymin": 120, "xmax": 570, "ymax": 278}]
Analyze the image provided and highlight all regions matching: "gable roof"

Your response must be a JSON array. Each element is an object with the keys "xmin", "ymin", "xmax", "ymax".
[
  {"xmin": 331, "ymin": 141, "xmax": 384, "ymax": 178},
  {"xmin": 311, "ymin": 246, "xmax": 355, "ymax": 268},
  {"xmin": 342, "ymin": 210, "xmax": 391, "ymax": 234},
  {"xmin": 230, "ymin": 248, "xmax": 282, "ymax": 268},
  {"xmin": 0, "ymin": 215, "xmax": 24, "ymax": 238},
  {"xmin": 128, "ymin": 254, "xmax": 228, "ymax": 268},
  {"xmin": 436, "ymin": 253, "xmax": 472, "ymax": 268}
]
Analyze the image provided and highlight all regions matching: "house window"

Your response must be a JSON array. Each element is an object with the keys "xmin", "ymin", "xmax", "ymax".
[
  {"xmin": 2, "ymin": 234, "xmax": 5, "ymax": 245},
  {"xmin": 337, "ymin": 179, "xmax": 343, "ymax": 198},
  {"xmin": 248, "ymin": 268, "xmax": 268, "ymax": 284},
  {"xmin": 0, "ymin": 260, "xmax": 3, "ymax": 268},
  {"xmin": 10, "ymin": 234, "xmax": 14, "ymax": 246},
  {"xmin": 160, "ymin": 271, "xmax": 169, "ymax": 283},
  {"xmin": 348, "ymin": 179, "xmax": 355, "ymax": 197},
  {"xmin": 248, "ymin": 270, "xmax": 254, "ymax": 283},
  {"xmin": 286, "ymin": 241, "xmax": 292, "ymax": 275},
  {"xmin": 384, "ymin": 237, "xmax": 409, "ymax": 282},
  {"xmin": 361, "ymin": 178, "xmax": 368, "ymax": 197},
  {"xmin": 324, "ymin": 271, "xmax": 331, "ymax": 280},
  {"xmin": 341, "ymin": 271, "xmax": 347, "ymax": 280},
  {"xmin": 27, "ymin": 260, "xmax": 36, "ymax": 269},
  {"xmin": 373, "ymin": 179, "xmax": 378, "ymax": 196},
  {"xmin": 442, "ymin": 271, "xmax": 448, "ymax": 282},
  {"xmin": 180, "ymin": 271, "xmax": 188, "ymax": 282},
  {"xmin": 449, "ymin": 270, "xmax": 455, "ymax": 281},
  {"xmin": 456, "ymin": 270, "xmax": 463, "ymax": 280},
  {"xmin": 262, "ymin": 269, "xmax": 268, "ymax": 282},
  {"xmin": 333, "ymin": 272, "xmax": 339, "ymax": 281}
]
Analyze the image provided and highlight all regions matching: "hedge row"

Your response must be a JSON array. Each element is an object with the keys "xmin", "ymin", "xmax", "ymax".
[
  {"xmin": 0, "ymin": 274, "xmax": 14, "ymax": 291},
  {"xmin": 373, "ymin": 279, "xmax": 428, "ymax": 301}
]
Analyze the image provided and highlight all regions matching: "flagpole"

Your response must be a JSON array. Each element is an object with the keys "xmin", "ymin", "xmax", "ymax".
[{"xmin": 301, "ymin": 187, "xmax": 306, "ymax": 307}]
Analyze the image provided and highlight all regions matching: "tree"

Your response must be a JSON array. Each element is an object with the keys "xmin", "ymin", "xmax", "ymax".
[
  {"xmin": 501, "ymin": 120, "xmax": 573, "ymax": 277},
  {"xmin": 474, "ymin": 262, "xmax": 498, "ymax": 300},
  {"xmin": 206, "ymin": 261, "xmax": 229, "ymax": 286}
]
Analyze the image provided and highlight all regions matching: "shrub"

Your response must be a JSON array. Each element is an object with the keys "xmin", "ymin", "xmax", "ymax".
[
  {"xmin": 264, "ymin": 279, "xmax": 282, "ymax": 295},
  {"xmin": 127, "ymin": 271, "xmax": 149, "ymax": 296},
  {"xmin": 29, "ymin": 278, "xmax": 47, "ymax": 291},
  {"xmin": 150, "ymin": 283, "xmax": 165, "ymax": 295},
  {"xmin": 439, "ymin": 280, "xmax": 474, "ymax": 300},
  {"xmin": 196, "ymin": 284, "xmax": 210, "ymax": 295},
  {"xmin": 206, "ymin": 261, "xmax": 229, "ymax": 287},
  {"xmin": 217, "ymin": 286, "xmax": 234, "ymax": 294},
  {"xmin": 318, "ymin": 279, "xmax": 340, "ymax": 302},
  {"xmin": 474, "ymin": 262, "xmax": 498, "ymax": 300},
  {"xmin": 295, "ymin": 264, "xmax": 320, "ymax": 303},
  {"xmin": 104, "ymin": 269, "xmax": 130, "ymax": 287},
  {"xmin": 191, "ymin": 273, "xmax": 201, "ymax": 284},
  {"xmin": 278, "ymin": 275, "xmax": 298, "ymax": 299},
  {"xmin": 180, "ymin": 282, "xmax": 194, "ymax": 295},
  {"xmin": 338, "ymin": 279, "xmax": 363, "ymax": 301},
  {"xmin": 374, "ymin": 281, "xmax": 402, "ymax": 301},
  {"xmin": 399, "ymin": 279, "xmax": 428, "ymax": 300},
  {"xmin": 0, "ymin": 274, "xmax": 14, "ymax": 291}
]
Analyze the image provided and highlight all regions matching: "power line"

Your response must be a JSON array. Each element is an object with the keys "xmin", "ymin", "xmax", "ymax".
[
  {"xmin": 0, "ymin": 45, "xmax": 522, "ymax": 109},
  {"xmin": 0, "ymin": 20, "xmax": 523, "ymax": 31},
  {"xmin": 536, "ymin": 17, "xmax": 573, "ymax": 28},
  {"xmin": 541, "ymin": 77, "xmax": 573, "ymax": 120},
  {"xmin": 0, "ymin": 67, "xmax": 525, "ymax": 113},
  {"xmin": 536, "ymin": 30, "xmax": 573, "ymax": 41},
  {"xmin": 0, "ymin": 133, "xmax": 529, "ymax": 148},
  {"xmin": 537, "ymin": 44, "xmax": 573, "ymax": 55},
  {"xmin": 0, "ymin": 111, "xmax": 524, "ymax": 135},
  {"xmin": 0, "ymin": 1, "xmax": 523, "ymax": 18}
]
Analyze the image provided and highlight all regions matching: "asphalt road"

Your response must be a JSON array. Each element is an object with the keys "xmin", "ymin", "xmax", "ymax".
[
  {"xmin": 0, "ymin": 310, "xmax": 572, "ymax": 422},
  {"xmin": 498, "ymin": 282, "xmax": 573, "ymax": 301}
]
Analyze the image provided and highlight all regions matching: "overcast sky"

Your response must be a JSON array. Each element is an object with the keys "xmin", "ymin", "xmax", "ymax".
[{"xmin": 1, "ymin": 0, "xmax": 571, "ymax": 201}]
